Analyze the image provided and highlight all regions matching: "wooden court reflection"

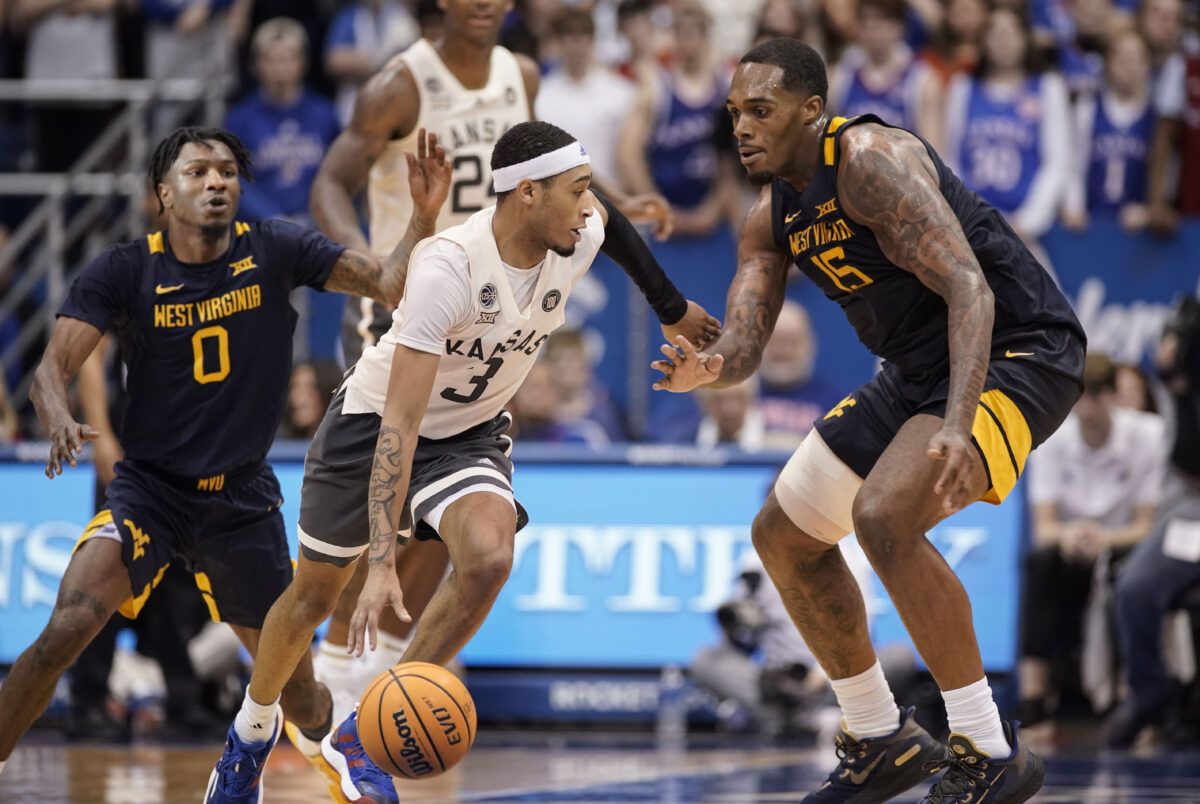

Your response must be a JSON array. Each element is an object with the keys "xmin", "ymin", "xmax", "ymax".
[{"xmin": 3, "ymin": 733, "xmax": 1199, "ymax": 802}]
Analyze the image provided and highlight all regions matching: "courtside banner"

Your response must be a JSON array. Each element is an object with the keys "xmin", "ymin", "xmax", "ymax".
[{"xmin": 1, "ymin": 448, "xmax": 1024, "ymax": 671}]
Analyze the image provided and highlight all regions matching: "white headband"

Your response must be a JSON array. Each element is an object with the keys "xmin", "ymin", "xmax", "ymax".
[{"xmin": 492, "ymin": 141, "xmax": 590, "ymax": 192}]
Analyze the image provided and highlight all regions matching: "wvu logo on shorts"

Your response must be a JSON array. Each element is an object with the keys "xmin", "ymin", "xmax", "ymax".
[
  {"xmin": 197, "ymin": 473, "xmax": 226, "ymax": 492},
  {"xmin": 229, "ymin": 256, "xmax": 257, "ymax": 276},
  {"xmin": 125, "ymin": 519, "xmax": 151, "ymax": 560},
  {"xmin": 824, "ymin": 395, "xmax": 857, "ymax": 420}
]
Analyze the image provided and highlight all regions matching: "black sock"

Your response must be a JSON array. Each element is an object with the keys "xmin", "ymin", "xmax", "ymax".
[{"xmin": 299, "ymin": 690, "xmax": 335, "ymax": 742}]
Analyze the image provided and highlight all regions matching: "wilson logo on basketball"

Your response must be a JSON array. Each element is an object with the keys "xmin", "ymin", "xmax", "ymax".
[
  {"xmin": 390, "ymin": 708, "xmax": 435, "ymax": 777},
  {"xmin": 359, "ymin": 661, "xmax": 477, "ymax": 779}
]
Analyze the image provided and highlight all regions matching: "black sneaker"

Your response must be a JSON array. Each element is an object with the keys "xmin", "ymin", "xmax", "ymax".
[
  {"xmin": 919, "ymin": 721, "xmax": 1044, "ymax": 803},
  {"xmin": 1103, "ymin": 698, "xmax": 1167, "ymax": 748},
  {"xmin": 803, "ymin": 707, "xmax": 949, "ymax": 802},
  {"xmin": 65, "ymin": 705, "xmax": 130, "ymax": 743}
]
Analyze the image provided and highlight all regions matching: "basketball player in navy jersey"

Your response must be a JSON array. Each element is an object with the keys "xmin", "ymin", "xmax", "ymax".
[
  {"xmin": 0, "ymin": 126, "xmax": 451, "ymax": 799},
  {"xmin": 654, "ymin": 39, "xmax": 1086, "ymax": 803}
]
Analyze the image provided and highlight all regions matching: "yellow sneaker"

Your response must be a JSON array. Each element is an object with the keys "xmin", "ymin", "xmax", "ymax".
[{"xmin": 284, "ymin": 719, "xmax": 350, "ymax": 803}]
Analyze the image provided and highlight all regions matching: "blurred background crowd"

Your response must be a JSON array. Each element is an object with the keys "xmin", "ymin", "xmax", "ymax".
[
  {"xmin": 0, "ymin": 0, "xmax": 1196, "ymax": 447},
  {"xmin": 0, "ymin": 0, "xmax": 1199, "ymax": 754}
]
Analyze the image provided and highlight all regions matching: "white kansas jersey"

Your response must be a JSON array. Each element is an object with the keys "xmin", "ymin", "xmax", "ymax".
[
  {"xmin": 367, "ymin": 39, "xmax": 530, "ymax": 255},
  {"xmin": 345, "ymin": 205, "xmax": 605, "ymax": 439}
]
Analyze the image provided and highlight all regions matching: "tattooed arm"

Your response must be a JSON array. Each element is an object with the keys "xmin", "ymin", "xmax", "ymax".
[
  {"xmin": 651, "ymin": 187, "xmax": 789, "ymax": 393},
  {"xmin": 347, "ymin": 344, "xmax": 441, "ymax": 655},
  {"xmin": 321, "ymin": 129, "xmax": 451, "ymax": 306},
  {"xmin": 322, "ymin": 221, "xmax": 434, "ymax": 307},
  {"xmin": 837, "ymin": 124, "xmax": 995, "ymax": 512}
]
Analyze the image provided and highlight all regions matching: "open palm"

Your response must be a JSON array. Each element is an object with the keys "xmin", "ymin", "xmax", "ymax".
[{"xmin": 407, "ymin": 127, "xmax": 452, "ymax": 223}]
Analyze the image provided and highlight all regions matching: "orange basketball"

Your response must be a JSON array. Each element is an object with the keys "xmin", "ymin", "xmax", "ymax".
[{"xmin": 356, "ymin": 661, "xmax": 477, "ymax": 780}]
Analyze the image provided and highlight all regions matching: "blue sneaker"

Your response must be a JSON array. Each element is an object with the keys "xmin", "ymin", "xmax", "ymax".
[
  {"xmin": 320, "ymin": 710, "xmax": 399, "ymax": 803},
  {"xmin": 204, "ymin": 707, "xmax": 283, "ymax": 803}
]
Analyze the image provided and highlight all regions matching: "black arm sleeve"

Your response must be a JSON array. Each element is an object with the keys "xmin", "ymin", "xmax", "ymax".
[{"xmin": 593, "ymin": 189, "xmax": 688, "ymax": 325}]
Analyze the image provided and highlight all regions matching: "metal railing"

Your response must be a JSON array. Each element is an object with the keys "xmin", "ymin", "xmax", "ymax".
[{"xmin": 0, "ymin": 78, "xmax": 228, "ymax": 407}]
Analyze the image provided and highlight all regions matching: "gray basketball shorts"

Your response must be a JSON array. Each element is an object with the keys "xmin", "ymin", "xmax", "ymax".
[{"xmin": 297, "ymin": 385, "xmax": 529, "ymax": 567}]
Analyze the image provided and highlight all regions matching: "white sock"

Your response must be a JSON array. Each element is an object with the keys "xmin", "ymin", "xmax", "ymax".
[
  {"xmin": 829, "ymin": 661, "xmax": 901, "ymax": 739},
  {"xmin": 943, "ymin": 677, "xmax": 1011, "ymax": 758},
  {"xmin": 314, "ymin": 638, "xmax": 355, "ymax": 672},
  {"xmin": 0, "ymin": 759, "xmax": 6, "ymax": 775},
  {"xmin": 233, "ymin": 691, "xmax": 280, "ymax": 744},
  {"xmin": 378, "ymin": 632, "xmax": 411, "ymax": 663}
]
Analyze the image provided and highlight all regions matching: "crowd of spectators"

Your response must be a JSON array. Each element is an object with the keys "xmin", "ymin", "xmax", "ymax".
[{"xmin": 0, "ymin": 0, "xmax": 1196, "ymax": 448}]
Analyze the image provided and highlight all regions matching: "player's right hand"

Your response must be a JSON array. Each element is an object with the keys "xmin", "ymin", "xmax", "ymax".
[
  {"xmin": 46, "ymin": 420, "xmax": 98, "ymax": 478},
  {"xmin": 406, "ymin": 128, "xmax": 451, "ymax": 226},
  {"xmin": 651, "ymin": 335, "xmax": 724, "ymax": 393},
  {"xmin": 348, "ymin": 563, "xmax": 412, "ymax": 657}
]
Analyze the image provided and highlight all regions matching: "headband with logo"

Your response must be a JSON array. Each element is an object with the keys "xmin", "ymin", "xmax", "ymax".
[{"xmin": 492, "ymin": 141, "xmax": 590, "ymax": 193}]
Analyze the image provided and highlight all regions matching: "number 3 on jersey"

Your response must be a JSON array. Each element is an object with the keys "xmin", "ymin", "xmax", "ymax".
[
  {"xmin": 441, "ymin": 357, "xmax": 503, "ymax": 404},
  {"xmin": 192, "ymin": 325, "xmax": 230, "ymax": 384}
]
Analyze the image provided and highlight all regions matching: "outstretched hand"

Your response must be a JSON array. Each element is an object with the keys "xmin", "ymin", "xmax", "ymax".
[
  {"xmin": 927, "ymin": 427, "xmax": 975, "ymax": 515},
  {"xmin": 347, "ymin": 565, "xmax": 412, "ymax": 657},
  {"xmin": 406, "ymin": 128, "xmax": 452, "ymax": 225},
  {"xmin": 651, "ymin": 335, "xmax": 725, "ymax": 393}
]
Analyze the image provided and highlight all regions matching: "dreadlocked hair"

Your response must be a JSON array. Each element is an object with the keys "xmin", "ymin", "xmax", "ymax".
[{"xmin": 148, "ymin": 127, "xmax": 254, "ymax": 213}]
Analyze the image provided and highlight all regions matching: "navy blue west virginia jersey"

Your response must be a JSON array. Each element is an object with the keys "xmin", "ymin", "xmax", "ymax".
[
  {"xmin": 59, "ymin": 219, "xmax": 344, "ymax": 477},
  {"xmin": 772, "ymin": 114, "xmax": 1085, "ymax": 384}
]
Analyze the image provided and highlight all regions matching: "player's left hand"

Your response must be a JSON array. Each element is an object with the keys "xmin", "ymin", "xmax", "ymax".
[
  {"xmin": 661, "ymin": 300, "xmax": 721, "ymax": 349},
  {"xmin": 348, "ymin": 563, "xmax": 412, "ymax": 657},
  {"xmin": 622, "ymin": 193, "xmax": 675, "ymax": 240},
  {"xmin": 46, "ymin": 420, "xmax": 98, "ymax": 479},
  {"xmin": 927, "ymin": 427, "xmax": 975, "ymax": 514},
  {"xmin": 406, "ymin": 128, "xmax": 451, "ymax": 226}
]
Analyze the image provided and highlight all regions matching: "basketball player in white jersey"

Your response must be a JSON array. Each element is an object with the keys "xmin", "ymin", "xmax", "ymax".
[
  {"xmin": 307, "ymin": 0, "xmax": 530, "ymax": 732},
  {"xmin": 307, "ymin": 0, "xmax": 677, "ymax": 729},
  {"xmin": 209, "ymin": 121, "xmax": 718, "ymax": 803}
]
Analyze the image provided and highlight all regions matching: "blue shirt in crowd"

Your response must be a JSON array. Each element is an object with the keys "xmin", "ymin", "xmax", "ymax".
[{"xmin": 224, "ymin": 89, "xmax": 340, "ymax": 222}]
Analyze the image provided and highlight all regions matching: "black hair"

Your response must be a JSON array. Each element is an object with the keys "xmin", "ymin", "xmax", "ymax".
[
  {"xmin": 973, "ymin": 6, "xmax": 1047, "ymax": 79},
  {"xmin": 491, "ymin": 121, "xmax": 579, "ymax": 202},
  {"xmin": 739, "ymin": 37, "xmax": 828, "ymax": 103},
  {"xmin": 148, "ymin": 127, "xmax": 253, "ymax": 213}
]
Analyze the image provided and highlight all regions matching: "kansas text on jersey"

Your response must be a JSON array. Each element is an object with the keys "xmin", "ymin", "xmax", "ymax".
[{"xmin": 345, "ymin": 206, "xmax": 604, "ymax": 439}]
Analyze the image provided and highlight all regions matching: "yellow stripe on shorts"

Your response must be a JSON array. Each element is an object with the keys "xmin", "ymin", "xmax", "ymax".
[
  {"xmin": 971, "ymin": 389, "xmax": 1032, "ymax": 505},
  {"xmin": 72, "ymin": 510, "xmax": 167, "ymax": 619},
  {"xmin": 193, "ymin": 571, "xmax": 222, "ymax": 622}
]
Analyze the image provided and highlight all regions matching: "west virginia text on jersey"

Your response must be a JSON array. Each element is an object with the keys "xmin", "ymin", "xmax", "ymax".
[
  {"xmin": 58, "ymin": 219, "xmax": 345, "ymax": 477},
  {"xmin": 771, "ymin": 114, "xmax": 1084, "ymax": 384}
]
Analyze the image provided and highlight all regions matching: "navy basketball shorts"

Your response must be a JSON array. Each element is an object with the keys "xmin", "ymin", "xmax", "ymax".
[
  {"xmin": 814, "ymin": 327, "xmax": 1085, "ymax": 506},
  {"xmin": 73, "ymin": 459, "xmax": 292, "ymax": 629},
  {"xmin": 297, "ymin": 385, "xmax": 529, "ymax": 567}
]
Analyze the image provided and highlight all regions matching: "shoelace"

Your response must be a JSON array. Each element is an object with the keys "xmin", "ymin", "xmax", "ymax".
[
  {"xmin": 921, "ymin": 754, "xmax": 991, "ymax": 802},
  {"xmin": 215, "ymin": 739, "xmax": 265, "ymax": 793},
  {"xmin": 822, "ymin": 734, "xmax": 872, "ymax": 789}
]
